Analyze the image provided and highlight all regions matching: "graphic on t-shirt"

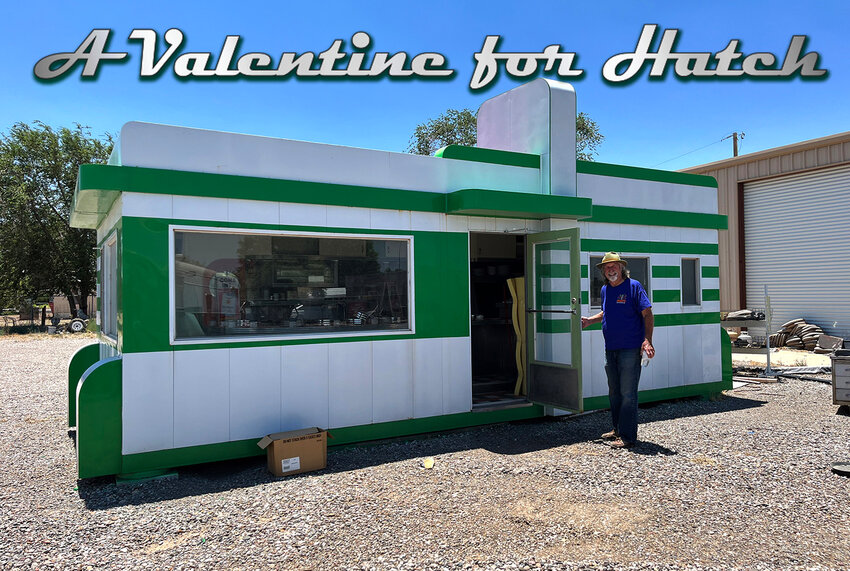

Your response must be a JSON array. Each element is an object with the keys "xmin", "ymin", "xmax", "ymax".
[{"xmin": 616, "ymin": 294, "xmax": 627, "ymax": 304}]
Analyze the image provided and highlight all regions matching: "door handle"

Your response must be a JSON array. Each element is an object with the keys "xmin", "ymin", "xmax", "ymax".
[{"xmin": 526, "ymin": 308, "xmax": 576, "ymax": 314}]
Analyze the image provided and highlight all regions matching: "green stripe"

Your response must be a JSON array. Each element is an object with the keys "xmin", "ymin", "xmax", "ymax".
[
  {"xmin": 588, "ymin": 205, "xmax": 727, "ymax": 230},
  {"xmin": 652, "ymin": 265, "xmax": 680, "ymax": 278},
  {"xmin": 577, "ymin": 160, "xmax": 718, "ymax": 188},
  {"xmin": 583, "ymin": 380, "xmax": 730, "ymax": 411},
  {"xmin": 655, "ymin": 312, "xmax": 720, "ymax": 326},
  {"xmin": 76, "ymin": 164, "xmax": 594, "ymax": 229},
  {"xmin": 446, "ymin": 189, "xmax": 592, "ymax": 220},
  {"xmin": 120, "ymin": 405, "xmax": 545, "ymax": 474},
  {"xmin": 435, "ymin": 145, "xmax": 540, "ymax": 169},
  {"xmin": 537, "ymin": 264, "xmax": 571, "ymax": 278},
  {"xmin": 539, "ymin": 291, "xmax": 572, "ymax": 305},
  {"xmin": 582, "ymin": 311, "xmax": 720, "ymax": 330},
  {"xmin": 581, "ymin": 239, "xmax": 718, "ymax": 255},
  {"xmin": 581, "ymin": 264, "xmax": 588, "ymax": 278},
  {"xmin": 702, "ymin": 266, "xmax": 719, "ymax": 278},
  {"xmin": 536, "ymin": 318, "xmax": 571, "ymax": 334},
  {"xmin": 702, "ymin": 289, "xmax": 720, "ymax": 301},
  {"xmin": 653, "ymin": 290, "xmax": 681, "ymax": 303},
  {"xmin": 581, "ymin": 291, "xmax": 589, "ymax": 305}
]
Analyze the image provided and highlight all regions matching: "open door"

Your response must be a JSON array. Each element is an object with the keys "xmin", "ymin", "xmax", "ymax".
[{"xmin": 526, "ymin": 228, "xmax": 582, "ymax": 412}]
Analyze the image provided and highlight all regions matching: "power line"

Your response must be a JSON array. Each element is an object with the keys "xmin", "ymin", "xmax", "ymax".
[{"xmin": 651, "ymin": 131, "xmax": 745, "ymax": 168}]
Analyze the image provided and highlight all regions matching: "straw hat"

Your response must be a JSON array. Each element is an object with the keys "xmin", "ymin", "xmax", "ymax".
[{"xmin": 595, "ymin": 252, "xmax": 628, "ymax": 268}]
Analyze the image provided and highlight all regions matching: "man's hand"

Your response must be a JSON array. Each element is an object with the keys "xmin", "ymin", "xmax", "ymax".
[
  {"xmin": 581, "ymin": 312, "xmax": 602, "ymax": 329},
  {"xmin": 641, "ymin": 339, "xmax": 655, "ymax": 359}
]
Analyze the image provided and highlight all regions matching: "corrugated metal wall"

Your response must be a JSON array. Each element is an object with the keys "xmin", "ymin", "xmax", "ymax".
[
  {"xmin": 743, "ymin": 164, "xmax": 850, "ymax": 339},
  {"xmin": 683, "ymin": 132, "xmax": 850, "ymax": 312}
]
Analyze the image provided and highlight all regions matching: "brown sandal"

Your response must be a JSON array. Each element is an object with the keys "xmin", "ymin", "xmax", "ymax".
[
  {"xmin": 601, "ymin": 430, "xmax": 618, "ymax": 440},
  {"xmin": 610, "ymin": 438, "xmax": 635, "ymax": 449}
]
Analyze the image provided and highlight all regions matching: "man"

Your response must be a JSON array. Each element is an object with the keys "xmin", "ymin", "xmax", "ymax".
[{"xmin": 581, "ymin": 252, "xmax": 654, "ymax": 449}]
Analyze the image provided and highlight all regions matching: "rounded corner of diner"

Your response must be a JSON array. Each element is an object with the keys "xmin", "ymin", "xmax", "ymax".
[{"xmin": 69, "ymin": 80, "xmax": 731, "ymax": 479}]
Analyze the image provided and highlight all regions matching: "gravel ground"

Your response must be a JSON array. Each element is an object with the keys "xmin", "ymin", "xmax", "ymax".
[{"xmin": 1, "ymin": 335, "xmax": 849, "ymax": 570}]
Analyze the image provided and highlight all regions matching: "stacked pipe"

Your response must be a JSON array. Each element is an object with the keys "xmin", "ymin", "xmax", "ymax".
[{"xmin": 769, "ymin": 319, "xmax": 843, "ymax": 353}]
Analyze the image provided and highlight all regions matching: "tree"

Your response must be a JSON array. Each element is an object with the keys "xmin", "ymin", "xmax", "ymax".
[
  {"xmin": 0, "ymin": 122, "xmax": 113, "ymax": 315},
  {"xmin": 407, "ymin": 108, "xmax": 477, "ymax": 156},
  {"xmin": 408, "ymin": 108, "xmax": 604, "ymax": 161}
]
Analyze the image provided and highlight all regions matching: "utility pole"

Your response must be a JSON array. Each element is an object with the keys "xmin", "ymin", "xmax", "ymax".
[{"xmin": 722, "ymin": 132, "xmax": 745, "ymax": 157}]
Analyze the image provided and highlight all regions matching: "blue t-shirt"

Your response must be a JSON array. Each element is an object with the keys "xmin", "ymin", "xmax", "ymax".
[{"xmin": 601, "ymin": 278, "xmax": 652, "ymax": 350}]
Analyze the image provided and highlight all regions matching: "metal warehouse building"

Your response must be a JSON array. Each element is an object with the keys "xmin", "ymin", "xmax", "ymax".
[{"xmin": 683, "ymin": 131, "xmax": 850, "ymax": 340}]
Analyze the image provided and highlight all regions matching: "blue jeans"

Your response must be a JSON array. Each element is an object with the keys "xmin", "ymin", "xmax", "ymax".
[{"xmin": 604, "ymin": 348, "xmax": 642, "ymax": 444}]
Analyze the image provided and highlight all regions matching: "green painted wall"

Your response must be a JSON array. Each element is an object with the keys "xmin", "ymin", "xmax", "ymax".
[
  {"xmin": 77, "ymin": 357, "xmax": 123, "ymax": 479},
  {"xmin": 119, "ymin": 217, "xmax": 470, "ymax": 353},
  {"xmin": 67, "ymin": 343, "xmax": 101, "ymax": 427}
]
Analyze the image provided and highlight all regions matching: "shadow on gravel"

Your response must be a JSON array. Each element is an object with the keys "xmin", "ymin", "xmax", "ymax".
[{"xmin": 77, "ymin": 393, "xmax": 765, "ymax": 509}]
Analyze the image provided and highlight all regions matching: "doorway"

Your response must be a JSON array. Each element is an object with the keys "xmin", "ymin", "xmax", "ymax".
[{"xmin": 469, "ymin": 233, "xmax": 527, "ymax": 408}]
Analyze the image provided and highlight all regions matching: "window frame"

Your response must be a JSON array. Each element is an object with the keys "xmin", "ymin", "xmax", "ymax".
[
  {"xmin": 169, "ymin": 225, "xmax": 415, "ymax": 345},
  {"xmin": 681, "ymin": 257, "xmax": 701, "ymax": 307},
  {"xmin": 102, "ymin": 232, "xmax": 118, "ymax": 340},
  {"xmin": 589, "ymin": 254, "xmax": 651, "ymax": 309}
]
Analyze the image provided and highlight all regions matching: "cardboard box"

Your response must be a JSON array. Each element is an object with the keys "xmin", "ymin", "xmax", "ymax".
[{"xmin": 257, "ymin": 428, "xmax": 327, "ymax": 477}]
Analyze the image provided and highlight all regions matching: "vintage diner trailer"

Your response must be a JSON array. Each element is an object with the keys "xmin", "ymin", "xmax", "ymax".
[{"xmin": 68, "ymin": 80, "xmax": 731, "ymax": 479}]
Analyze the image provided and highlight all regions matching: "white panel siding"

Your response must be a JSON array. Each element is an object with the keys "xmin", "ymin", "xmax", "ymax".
[
  {"xmin": 701, "ymin": 324, "xmax": 723, "ymax": 383},
  {"xmin": 122, "ymin": 352, "xmax": 174, "ymax": 454},
  {"xmin": 413, "ymin": 338, "xmax": 444, "ymax": 418},
  {"xmin": 666, "ymin": 327, "xmax": 685, "ymax": 388},
  {"xmin": 173, "ymin": 349, "xmax": 230, "ymax": 448},
  {"xmin": 228, "ymin": 198, "xmax": 279, "ymax": 225},
  {"xmin": 411, "ymin": 211, "xmax": 445, "ymax": 232},
  {"xmin": 229, "ymin": 346, "xmax": 282, "ymax": 440},
  {"xmin": 173, "ymin": 195, "xmax": 228, "ymax": 222},
  {"xmin": 372, "ymin": 340, "xmax": 414, "ymax": 423},
  {"xmin": 328, "ymin": 342, "xmax": 373, "ymax": 428},
  {"xmin": 681, "ymin": 325, "xmax": 705, "ymax": 385},
  {"xmin": 97, "ymin": 195, "xmax": 123, "ymax": 244},
  {"xmin": 122, "ymin": 192, "xmax": 173, "ymax": 219},
  {"xmin": 281, "ymin": 344, "xmax": 330, "ymax": 431},
  {"xmin": 648, "ymin": 326, "xmax": 670, "ymax": 391},
  {"xmin": 577, "ymin": 173, "xmax": 717, "ymax": 214},
  {"xmin": 279, "ymin": 203, "xmax": 328, "ymax": 227},
  {"xmin": 326, "ymin": 206, "xmax": 371, "ymax": 230},
  {"xmin": 442, "ymin": 337, "xmax": 472, "ymax": 414},
  {"xmin": 744, "ymin": 164, "xmax": 850, "ymax": 340},
  {"xmin": 370, "ymin": 209, "xmax": 411, "ymax": 231},
  {"xmin": 119, "ymin": 122, "xmax": 540, "ymax": 196}
]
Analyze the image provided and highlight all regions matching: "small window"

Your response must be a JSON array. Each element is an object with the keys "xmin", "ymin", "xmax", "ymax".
[
  {"xmin": 681, "ymin": 258, "xmax": 700, "ymax": 306},
  {"xmin": 173, "ymin": 229, "xmax": 412, "ymax": 340},
  {"xmin": 102, "ymin": 234, "xmax": 118, "ymax": 338},
  {"xmin": 590, "ymin": 255, "xmax": 650, "ymax": 308}
]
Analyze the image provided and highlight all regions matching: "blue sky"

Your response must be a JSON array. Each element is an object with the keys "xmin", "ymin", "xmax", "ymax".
[{"xmin": 3, "ymin": 1, "xmax": 847, "ymax": 171}]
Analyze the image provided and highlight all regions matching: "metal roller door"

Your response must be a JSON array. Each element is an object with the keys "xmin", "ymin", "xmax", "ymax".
[{"xmin": 744, "ymin": 164, "xmax": 850, "ymax": 340}]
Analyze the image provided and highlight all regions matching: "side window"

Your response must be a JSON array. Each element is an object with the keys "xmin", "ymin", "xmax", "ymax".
[
  {"xmin": 590, "ymin": 255, "xmax": 650, "ymax": 307},
  {"xmin": 102, "ymin": 234, "xmax": 118, "ymax": 338},
  {"xmin": 681, "ymin": 258, "xmax": 700, "ymax": 306}
]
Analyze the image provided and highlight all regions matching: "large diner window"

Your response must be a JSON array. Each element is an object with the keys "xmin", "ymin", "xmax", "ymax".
[{"xmin": 173, "ymin": 229, "xmax": 411, "ymax": 340}]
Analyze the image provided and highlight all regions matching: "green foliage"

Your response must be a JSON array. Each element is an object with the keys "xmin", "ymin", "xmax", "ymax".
[
  {"xmin": 407, "ymin": 108, "xmax": 604, "ymax": 160},
  {"xmin": 575, "ymin": 112, "xmax": 604, "ymax": 161},
  {"xmin": 0, "ymin": 122, "xmax": 113, "ymax": 313},
  {"xmin": 407, "ymin": 109, "xmax": 477, "ymax": 156}
]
